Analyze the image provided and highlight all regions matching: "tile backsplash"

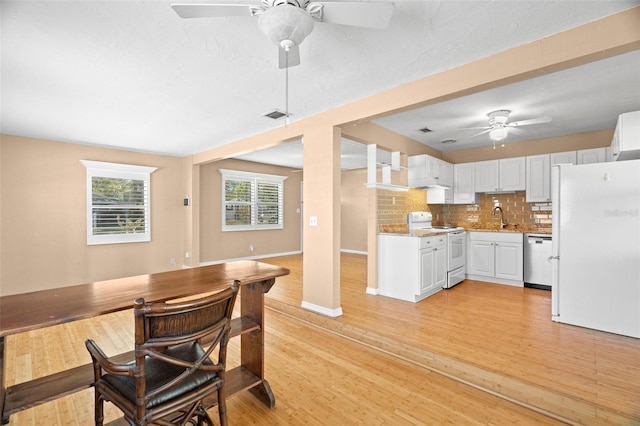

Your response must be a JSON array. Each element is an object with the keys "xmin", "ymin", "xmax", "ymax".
[
  {"xmin": 431, "ymin": 191, "xmax": 552, "ymax": 228},
  {"xmin": 377, "ymin": 188, "xmax": 427, "ymax": 225},
  {"xmin": 378, "ymin": 189, "xmax": 552, "ymax": 230}
]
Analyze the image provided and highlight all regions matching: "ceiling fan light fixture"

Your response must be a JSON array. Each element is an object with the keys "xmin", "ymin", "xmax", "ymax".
[
  {"xmin": 489, "ymin": 126, "xmax": 508, "ymax": 141},
  {"xmin": 258, "ymin": 4, "xmax": 314, "ymax": 49}
]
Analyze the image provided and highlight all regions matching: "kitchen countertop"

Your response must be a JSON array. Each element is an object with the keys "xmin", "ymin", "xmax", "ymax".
[
  {"xmin": 379, "ymin": 223, "xmax": 552, "ymax": 235},
  {"xmin": 379, "ymin": 229, "xmax": 450, "ymax": 237},
  {"xmin": 463, "ymin": 225, "xmax": 551, "ymax": 234}
]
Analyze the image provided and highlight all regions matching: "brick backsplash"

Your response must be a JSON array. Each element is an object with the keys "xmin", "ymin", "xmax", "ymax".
[
  {"xmin": 433, "ymin": 191, "xmax": 552, "ymax": 228},
  {"xmin": 377, "ymin": 188, "xmax": 427, "ymax": 225},
  {"xmin": 379, "ymin": 190, "xmax": 552, "ymax": 230}
]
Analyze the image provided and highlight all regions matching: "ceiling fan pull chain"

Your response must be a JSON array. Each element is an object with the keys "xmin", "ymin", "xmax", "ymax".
[{"xmin": 285, "ymin": 48, "xmax": 289, "ymax": 127}]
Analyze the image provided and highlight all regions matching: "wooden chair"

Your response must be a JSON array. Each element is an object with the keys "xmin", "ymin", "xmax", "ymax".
[{"xmin": 85, "ymin": 281, "xmax": 239, "ymax": 426}]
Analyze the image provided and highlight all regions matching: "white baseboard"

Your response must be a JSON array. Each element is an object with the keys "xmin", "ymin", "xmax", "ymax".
[
  {"xmin": 199, "ymin": 250, "xmax": 303, "ymax": 267},
  {"xmin": 340, "ymin": 249, "xmax": 367, "ymax": 255},
  {"xmin": 466, "ymin": 274, "xmax": 524, "ymax": 287},
  {"xmin": 366, "ymin": 287, "xmax": 379, "ymax": 295},
  {"xmin": 301, "ymin": 301, "xmax": 343, "ymax": 317}
]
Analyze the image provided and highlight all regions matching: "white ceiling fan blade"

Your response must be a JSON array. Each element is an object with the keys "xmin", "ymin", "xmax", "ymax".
[
  {"xmin": 171, "ymin": 4, "xmax": 255, "ymax": 18},
  {"xmin": 508, "ymin": 127, "xmax": 525, "ymax": 135},
  {"xmin": 469, "ymin": 128, "xmax": 492, "ymax": 138},
  {"xmin": 279, "ymin": 45, "xmax": 301, "ymax": 69},
  {"xmin": 312, "ymin": 1, "xmax": 395, "ymax": 29},
  {"xmin": 456, "ymin": 125, "xmax": 490, "ymax": 130},
  {"xmin": 508, "ymin": 116, "xmax": 552, "ymax": 127}
]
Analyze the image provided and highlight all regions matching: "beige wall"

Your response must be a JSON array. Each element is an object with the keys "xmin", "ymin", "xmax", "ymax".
[
  {"xmin": 340, "ymin": 169, "xmax": 368, "ymax": 253},
  {"xmin": 342, "ymin": 122, "xmax": 442, "ymax": 159},
  {"xmin": 443, "ymin": 129, "xmax": 613, "ymax": 164},
  {"xmin": 199, "ymin": 158, "xmax": 302, "ymax": 262},
  {"xmin": 0, "ymin": 135, "xmax": 185, "ymax": 296}
]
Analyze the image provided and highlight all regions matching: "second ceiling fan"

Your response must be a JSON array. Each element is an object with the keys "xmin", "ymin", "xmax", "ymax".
[{"xmin": 468, "ymin": 110, "xmax": 552, "ymax": 148}]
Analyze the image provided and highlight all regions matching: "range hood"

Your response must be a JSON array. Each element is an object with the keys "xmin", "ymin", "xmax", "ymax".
[
  {"xmin": 408, "ymin": 155, "xmax": 452, "ymax": 189},
  {"xmin": 412, "ymin": 181, "xmax": 452, "ymax": 189}
]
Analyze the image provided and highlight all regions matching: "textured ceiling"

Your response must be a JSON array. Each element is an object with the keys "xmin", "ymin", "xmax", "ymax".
[
  {"xmin": 374, "ymin": 50, "xmax": 640, "ymax": 152},
  {"xmin": 1, "ymin": 1, "xmax": 638, "ymax": 159}
]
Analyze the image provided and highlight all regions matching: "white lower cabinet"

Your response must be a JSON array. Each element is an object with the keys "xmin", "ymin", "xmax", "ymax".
[
  {"xmin": 467, "ymin": 231, "xmax": 523, "ymax": 286},
  {"xmin": 378, "ymin": 234, "xmax": 446, "ymax": 302},
  {"xmin": 420, "ymin": 239, "xmax": 447, "ymax": 293}
]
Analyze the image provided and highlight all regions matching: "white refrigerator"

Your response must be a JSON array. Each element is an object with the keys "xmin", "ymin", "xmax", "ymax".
[{"xmin": 551, "ymin": 159, "xmax": 640, "ymax": 338}]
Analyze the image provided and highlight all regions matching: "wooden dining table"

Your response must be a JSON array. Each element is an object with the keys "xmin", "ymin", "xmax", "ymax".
[{"xmin": 0, "ymin": 260, "xmax": 290, "ymax": 424}]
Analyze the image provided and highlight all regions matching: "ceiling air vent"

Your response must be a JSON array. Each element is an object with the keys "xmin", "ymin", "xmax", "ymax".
[
  {"xmin": 418, "ymin": 126, "xmax": 433, "ymax": 133},
  {"xmin": 262, "ymin": 109, "xmax": 289, "ymax": 120},
  {"xmin": 441, "ymin": 139, "xmax": 457, "ymax": 145}
]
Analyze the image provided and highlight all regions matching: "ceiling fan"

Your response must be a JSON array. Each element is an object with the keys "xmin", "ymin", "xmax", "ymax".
[
  {"xmin": 171, "ymin": 0, "xmax": 396, "ymax": 69},
  {"xmin": 467, "ymin": 110, "xmax": 552, "ymax": 148}
]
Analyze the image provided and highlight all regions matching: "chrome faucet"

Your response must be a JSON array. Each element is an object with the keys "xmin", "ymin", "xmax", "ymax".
[{"xmin": 492, "ymin": 206, "xmax": 507, "ymax": 228}]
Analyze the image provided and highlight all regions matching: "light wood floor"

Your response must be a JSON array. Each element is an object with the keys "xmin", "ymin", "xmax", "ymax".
[
  {"xmin": 4, "ymin": 253, "xmax": 640, "ymax": 424},
  {"xmin": 260, "ymin": 253, "xmax": 640, "ymax": 425}
]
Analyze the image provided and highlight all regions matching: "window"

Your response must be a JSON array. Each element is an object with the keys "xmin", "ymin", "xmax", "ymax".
[
  {"xmin": 220, "ymin": 169, "xmax": 287, "ymax": 231},
  {"xmin": 81, "ymin": 161, "xmax": 157, "ymax": 245}
]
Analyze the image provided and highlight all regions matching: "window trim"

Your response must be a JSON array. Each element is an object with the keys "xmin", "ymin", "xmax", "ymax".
[
  {"xmin": 220, "ymin": 169, "xmax": 287, "ymax": 232},
  {"xmin": 81, "ymin": 160, "xmax": 157, "ymax": 245}
]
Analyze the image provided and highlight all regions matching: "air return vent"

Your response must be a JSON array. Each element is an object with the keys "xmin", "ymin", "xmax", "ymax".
[{"xmin": 262, "ymin": 109, "xmax": 289, "ymax": 120}]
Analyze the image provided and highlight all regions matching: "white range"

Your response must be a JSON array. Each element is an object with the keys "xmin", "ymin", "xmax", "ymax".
[{"xmin": 407, "ymin": 212, "xmax": 467, "ymax": 289}]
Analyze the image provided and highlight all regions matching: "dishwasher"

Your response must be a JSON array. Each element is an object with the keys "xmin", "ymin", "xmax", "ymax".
[{"xmin": 524, "ymin": 233, "xmax": 552, "ymax": 290}]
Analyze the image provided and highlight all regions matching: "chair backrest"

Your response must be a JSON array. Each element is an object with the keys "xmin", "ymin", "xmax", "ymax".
[{"xmin": 132, "ymin": 281, "xmax": 239, "ymax": 412}]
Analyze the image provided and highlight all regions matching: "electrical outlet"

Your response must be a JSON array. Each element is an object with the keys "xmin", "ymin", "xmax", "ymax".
[
  {"xmin": 309, "ymin": 216, "xmax": 318, "ymax": 227},
  {"xmin": 250, "ymin": 244, "xmax": 254, "ymax": 252},
  {"xmin": 170, "ymin": 257, "xmax": 176, "ymax": 265}
]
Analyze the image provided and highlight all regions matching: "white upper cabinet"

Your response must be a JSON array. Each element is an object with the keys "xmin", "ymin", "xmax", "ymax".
[
  {"xmin": 499, "ymin": 157, "xmax": 526, "ymax": 191},
  {"xmin": 550, "ymin": 151, "xmax": 577, "ymax": 166},
  {"xmin": 453, "ymin": 163, "xmax": 477, "ymax": 204},
  {"xmin": 439, "ymin": 161, "xmax": 454, "ymax": 189},
  {"xmin": 408, "ymin": 155, "xmax": 453, "ymax": 188},
  {"xmin": 474, "ymin": 160, "xmax": 499, "ymax": 192},
  {"xmin": 526, "ymin": 154, "xmax": 551, "ymax": 202},
  {"xmin": 610, "ymin": 110, "xmax": 640, "ymax": 161},
  {"xmin": 475, "ymin": 157, "xmax": 525, "ymax": 193},
  {"xmin": 577, "ymin": 147, "xmax": 607, "ymax": 164}
]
